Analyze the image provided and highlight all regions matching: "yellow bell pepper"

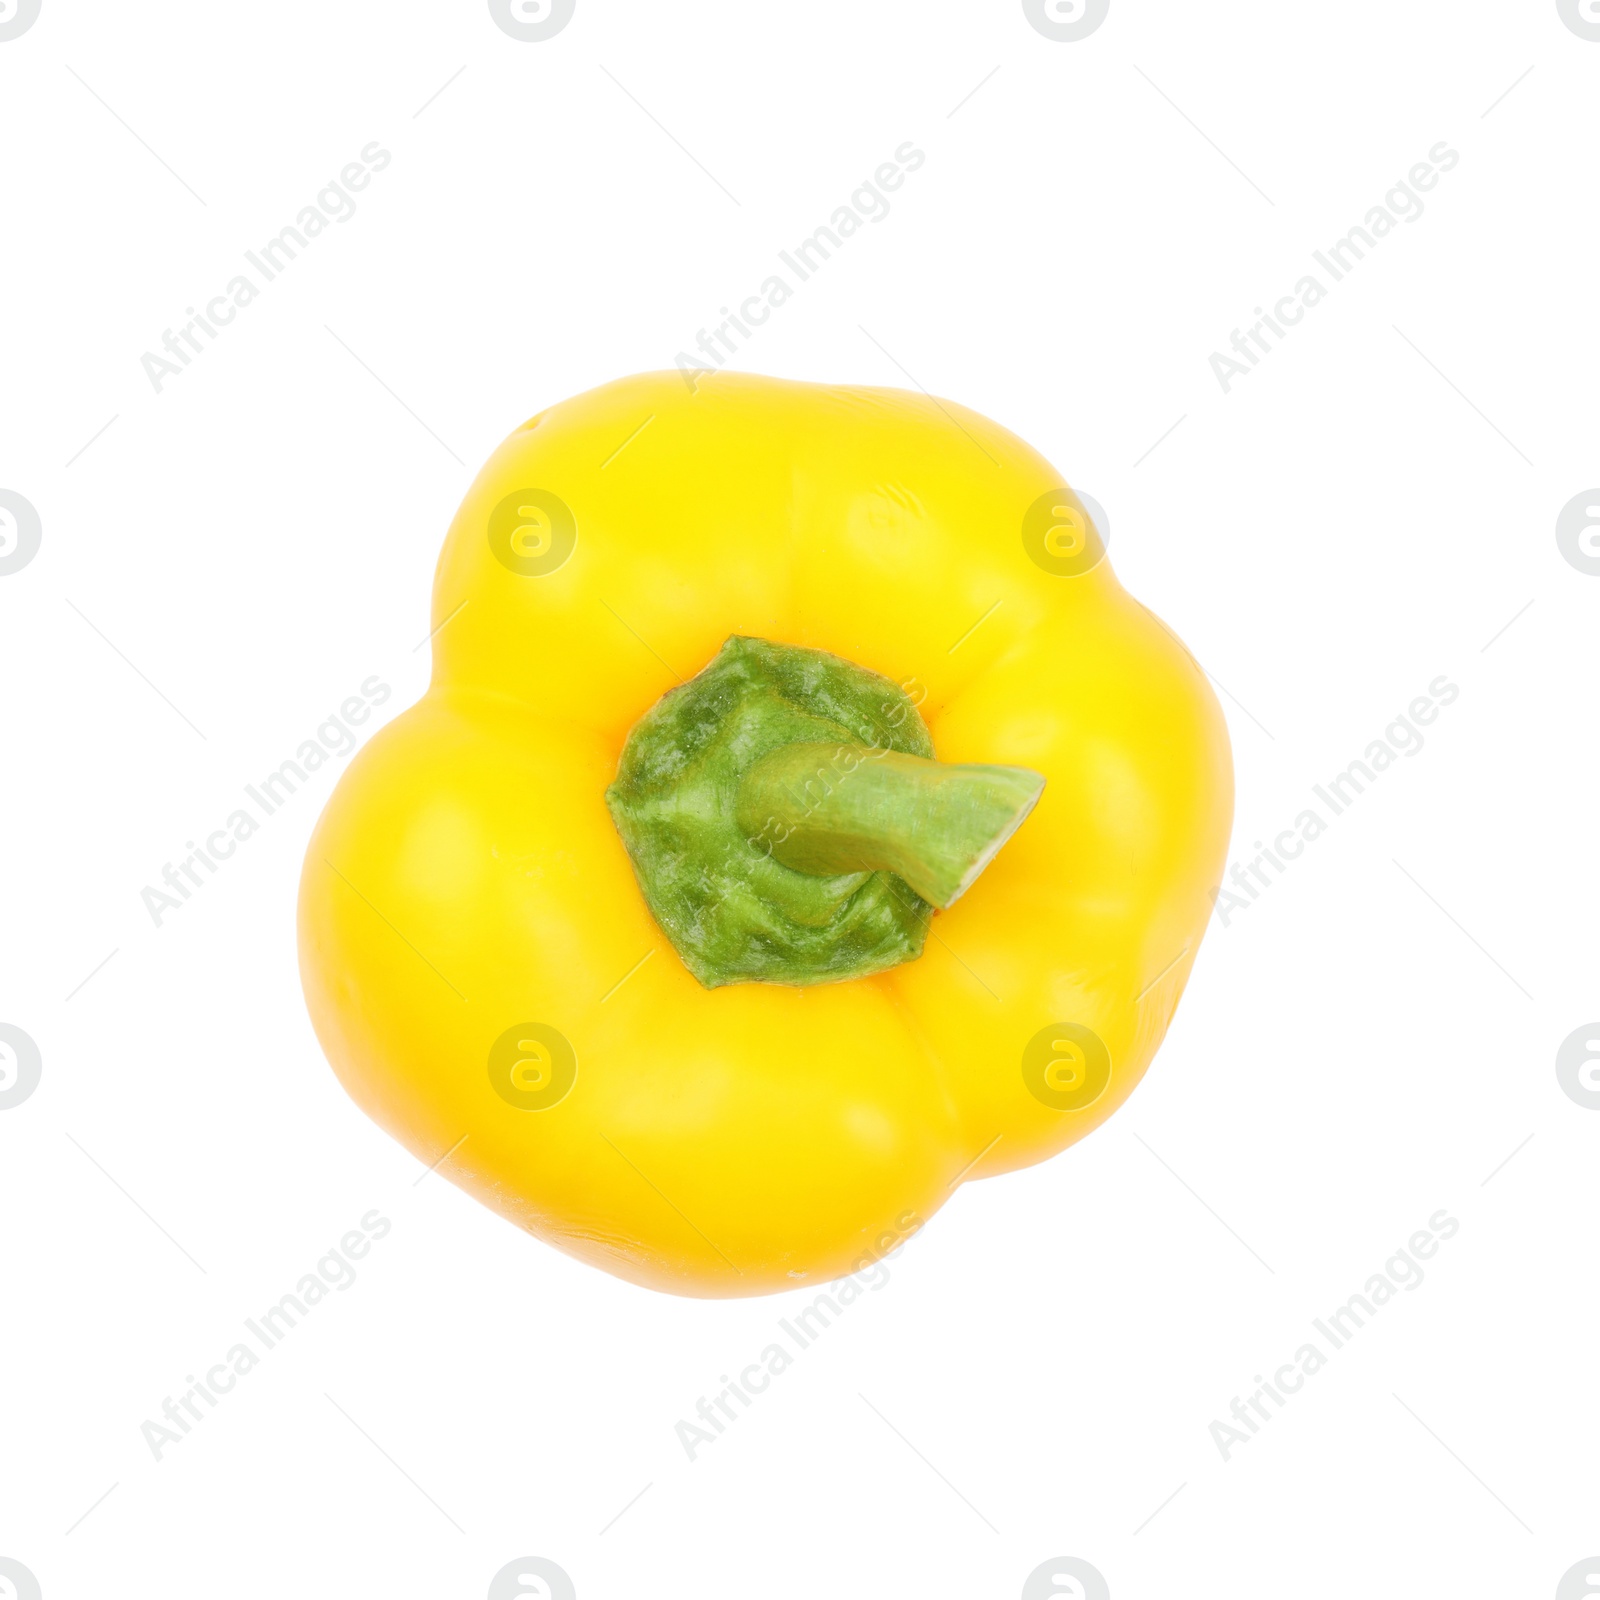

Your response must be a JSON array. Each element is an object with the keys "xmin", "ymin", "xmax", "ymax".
[{"xmin": 298, "ymin": 371, "xmax": 1233, "ymax": 1297}]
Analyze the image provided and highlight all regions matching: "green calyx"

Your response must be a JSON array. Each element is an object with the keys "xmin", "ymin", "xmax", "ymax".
[{"xmin": 605, "ymin": 637, "xmax": 1044, "ymax": 989}]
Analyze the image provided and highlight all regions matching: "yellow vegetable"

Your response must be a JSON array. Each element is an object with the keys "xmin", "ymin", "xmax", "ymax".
[{"xmin": 297, "ymin": 372, "xmax": 1233, "ymax": 1297}]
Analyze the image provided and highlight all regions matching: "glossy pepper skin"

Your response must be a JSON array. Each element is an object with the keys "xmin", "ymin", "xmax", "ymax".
[{"xmin": 297, "ymin": 371, "xmax": 1233, "ymax": 1297}]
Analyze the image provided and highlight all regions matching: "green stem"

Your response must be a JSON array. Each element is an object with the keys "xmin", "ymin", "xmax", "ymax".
[
  {"xmin": 607, "ymin": 636, "xmax": 1046, "ymax": 988},
  {"xmin": 736, "ymin": 742, "xmax": 1044, "ymax": 910}
]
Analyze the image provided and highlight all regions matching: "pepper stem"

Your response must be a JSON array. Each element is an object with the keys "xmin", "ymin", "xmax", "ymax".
[{"xmin": 735, "ymin": 742, "xmax": 1045, "ymax": 910}]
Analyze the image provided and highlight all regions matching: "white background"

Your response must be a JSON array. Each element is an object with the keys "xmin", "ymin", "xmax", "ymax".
[{"xmin": 2, "ymin": 2, "xmax": 1597, "ymax": 1597}]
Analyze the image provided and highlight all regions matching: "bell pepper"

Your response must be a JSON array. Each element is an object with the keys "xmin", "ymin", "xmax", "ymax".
[{"xmin": 298, "ymin": 371, "xmax": 1233, "ymax": 1297}]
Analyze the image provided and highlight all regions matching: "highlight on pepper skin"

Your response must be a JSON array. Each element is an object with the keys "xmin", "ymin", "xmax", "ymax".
[{"xmin": 297, "ymin": 370, "xmax": 1234, "ymax": 1298}]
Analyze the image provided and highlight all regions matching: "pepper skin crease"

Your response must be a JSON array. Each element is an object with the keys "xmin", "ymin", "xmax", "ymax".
[{"xmin": 297, "ymin": 371, "xmax": 1233, "ymax": 1298}]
